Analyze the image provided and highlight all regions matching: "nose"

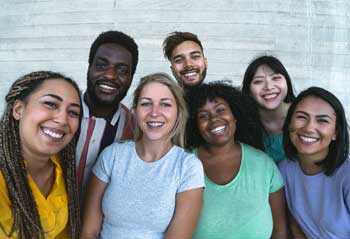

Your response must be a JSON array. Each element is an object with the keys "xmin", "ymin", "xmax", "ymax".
[
  {"xmin": 303, "ymin": 118, "xmax": 316, "ymax": 132},
  {"xmin": 184, "ymin": 57, "xmax": 193, "ymax": 68},
  {"xmin": 103, "ymin": 67, "xmax": 117, "ymax": 80},
  {"xmin": 150, "ymin": 105, "xmax": 160, "ymax": 117},
  {"xmin": 263, "ymin": 78, "xmax": 273, "ymax": 90},
  {"xmin": 54, "ymin": 110, "xmax": 68, "ymax": 125}
]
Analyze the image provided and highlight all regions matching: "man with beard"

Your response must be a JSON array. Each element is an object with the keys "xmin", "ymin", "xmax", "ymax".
[
  {"xmin": 163, "ymin": 31, "xmax": 207, "ymax": 90},
  {"xmin": 76, "ymin": 31, "xmax": 138, "ymax": 201}
]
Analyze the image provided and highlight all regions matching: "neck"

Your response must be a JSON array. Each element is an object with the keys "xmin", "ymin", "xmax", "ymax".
[
  {"xmin": 23, "ymin": 153, "xmax": 53, "ymax": 178},
  {"xmin": 200, "ymin": 141, "xmax": 240, "ymax": 160},
  {"xmin": 298, "ymin": 154, "xmax": 325, "ymax": 175},
  {"xmin": 86, "ymin": 94, "xmax": 119, "ymax": 118},
  {"xmin": 136, "ymin": 138, "xmax": 173, "ymax": 162},
  {"xmin": 259, "ymin": 102, "xmax": 290, "ymax": 135}
]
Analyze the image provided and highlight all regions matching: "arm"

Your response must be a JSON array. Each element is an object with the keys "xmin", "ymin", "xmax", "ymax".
[
  {"xmin": 80, "ymin": 174, "xmax": 108, "ymax": 239},
  {"xmin": 269, "ymin": 188, "xmax": 288, "ymax": 239},
  {"xmin": 287, "ymin": 207, "xmax": 306, "ymax": 239},
  {"xmin": 165, "ymin": 188, "xmax": 203, "ymax": 239}
]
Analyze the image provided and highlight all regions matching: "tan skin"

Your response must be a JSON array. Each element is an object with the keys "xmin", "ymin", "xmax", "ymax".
[
  {"xmin": 197, "ymin": 97, "xmax": 287, "ymax": 238},
  {"xmin": 81, "ymin": 81, "xmax": 203, "ymax": 238},
  {"xmin": 12, "ymin": 79, "xmax": 81, "ymax": 197},
  {"xmin": 249, "ymin": 65, "xmax": 291, "ymax": 135}
]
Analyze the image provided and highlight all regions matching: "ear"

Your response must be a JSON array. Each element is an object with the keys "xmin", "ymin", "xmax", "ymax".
[
  {"xmin": 332, "ymin": 133, "xmax": 336, "ymax": 141},
  {"xmin": 204, "ymin": 57, "xmax": 208, "ymax": 68},
  {"xmin": 12, "ymin": 100, "xmax": 25, "ymax": 120}
]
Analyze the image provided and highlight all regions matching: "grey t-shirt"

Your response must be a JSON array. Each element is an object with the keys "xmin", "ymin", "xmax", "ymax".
[{"xmin": 92, "ymin": 141, "xmax": 205, "ymax": 239}]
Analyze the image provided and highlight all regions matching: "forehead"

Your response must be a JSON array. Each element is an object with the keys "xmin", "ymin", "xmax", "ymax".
[
  {"xmin": 171, "ymin": 40, "xmax": 203, "ymax": 57},
  {"xmin": 140, "ymin": 82, "xmax": 175, "ymax": 99},
  {"xmin": 201, "ymin": 97, "xmax": 229, "ymax": 108},
  {"xmin": 254, "ymin": 65, "xmax": 276, "ymax": 76},
  {"xmin": 94, "ymin": 43, "xmax": 132, "ymax": 63},
  {"xmin": 295, "ymin": 96, "xmax": 335, "ymax": 115},
  {"xmin": 30, "ymin": 79, "xmax": 80, "ymax": 102}
]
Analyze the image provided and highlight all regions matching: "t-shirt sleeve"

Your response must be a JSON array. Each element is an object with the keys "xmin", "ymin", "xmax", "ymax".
[
  {"xmin": 92, "ymin": 145, "xmax": 116, "ymax": 183},
  {"xmin": 268, "ymin": 158, "xmax": 284, "ymax": 193},
  {"xmin": 177, "ymin": 154, "xmax": 205, "ymax": 193}
]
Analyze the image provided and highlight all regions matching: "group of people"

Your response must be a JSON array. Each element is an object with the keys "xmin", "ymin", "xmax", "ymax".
[{"xmin": 0, "ymin": 30, "xmax": 349, "ymax": 239}]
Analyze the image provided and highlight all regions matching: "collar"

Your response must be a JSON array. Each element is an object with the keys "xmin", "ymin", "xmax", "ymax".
[{"xmin": 82, "ymin": 91, "xmax": 122, "ymax": 126}]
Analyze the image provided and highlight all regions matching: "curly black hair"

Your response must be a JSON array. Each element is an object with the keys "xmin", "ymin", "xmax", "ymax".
[
  {"xmin": 88, "ymin": 30, "xmax": 139, "ymax": 76},
  {"xmin": 185, "ymin": 81, "xmax": 264, "ymax": 150}
]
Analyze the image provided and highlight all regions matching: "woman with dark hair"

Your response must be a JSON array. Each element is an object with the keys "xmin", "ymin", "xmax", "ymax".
[
  {"xmin": 0, "ymin": 71, "xmax": 81, "ymax": 238},
  {"xmin": 279, "ymin": 87, "xmax": 350, "ymax": 238},
  {"xmin": 187, "ymin": 81, "xmax": 287, "ymax": 239},
  {"xmin": 242, "ymin": 55, "xmax": 296, "ymax": 164}
]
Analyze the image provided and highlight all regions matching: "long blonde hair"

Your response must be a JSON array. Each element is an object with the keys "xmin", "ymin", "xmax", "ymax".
[{"xmin": 132, "ymin": 72, "xmax": 188, "ymax": 147}]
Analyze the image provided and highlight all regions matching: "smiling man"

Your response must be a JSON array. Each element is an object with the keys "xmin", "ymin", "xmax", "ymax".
[
  {"xmin": 76, "ymin": 31, "xmax": 138, "ymax": 201},
  {"xmin": 163, "ymin": 32, "xmax": 207, "ymax": 90}
]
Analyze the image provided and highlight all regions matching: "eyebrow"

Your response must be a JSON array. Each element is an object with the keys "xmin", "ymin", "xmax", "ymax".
[
  {"xmin": 172, "ymin": 50, "xmax": 202, "ymax": 60},
  {"xmin": 140, "ymin": 97, "xmax": 174, "ymax": 101},
  {"xmin": 295, "ymin": 110, "xmax": 334, "ymax": 120},
  {"xmin": 42, "ymin": 94, "xmax": 81, "ymax": 108}
]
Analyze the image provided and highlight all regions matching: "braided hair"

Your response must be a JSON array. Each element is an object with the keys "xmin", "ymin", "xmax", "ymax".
[{"xmin": 0, "ymin": 71, "xmax": 81, "ymax": 238}]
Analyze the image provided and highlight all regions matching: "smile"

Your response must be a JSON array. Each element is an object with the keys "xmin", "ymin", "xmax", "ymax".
[
  {"xmin": 42, "ymin": 128, "xmax": 64, "ymax": 139},
  {"xmin": 147, "ymin": 122, "xmax": 164, "ymax": 128},
  {"xmin": 210, "ymin": 125, "xmax": 226, "ymax": 135},
  {"xmin": 262, "ymin": 93, "xmax": 279, "ymax": 100},
  {"xmin": 98, "ymin": 82, "xmax": 117, "ymax": 91},
  {"xmin": 299, "ymin": 135, "xmax": 318, "ymax": 143}
]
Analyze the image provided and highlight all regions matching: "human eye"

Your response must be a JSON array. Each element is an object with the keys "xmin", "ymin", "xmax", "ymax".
[
  {"xmin": 252, "ymin": 79, "xmax": 263, "ymax": 85},
  {"xmin": 216, "ymin": 107, "xmax": 226, "ymax": 114},
  {"xmin": 161, "ymin": 102, "xmax": 172, "ymax": 107},
  {"xmin": 116, "ymin": 66, "xmax": 130, "ymax": 75},
  {"xmin": 68, "ymin": 110, "xmax": 80, "ymax": 118},
  {"xmin": 173, "ymin": 57, "xmax": 183, "ymax": 64},
  {"xmin": 95, "ymin": 60, "xmax": 108, "ymax": 70},
  {"xmin": 198, "ymin": 112, "xmax": 209, "ymax": 120},
  {"xmin": 272, "ymin": 75, "xmax": 282, "ymax": 81},
  {"xmin": 317, "ymin": 118, "xmax": 330, "ymax": 124},
  {"xmin": 192, "ymin": 54, "xmax": 201, "ymax": 60},
  {"xmin": 295, "ymin": 114, "xmax": 306, "ymax": 120},
  {"xmin": 43, "ymin": 101, "xmax": 57, "ymax": 109},
  {"xmin": 139, "ymin": 101, "xmax": 151, "ymax": 107}
]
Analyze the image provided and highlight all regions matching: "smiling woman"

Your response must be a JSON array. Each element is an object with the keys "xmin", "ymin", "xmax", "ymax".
[
  {"xmin": 186, "ymin": 81, "xmax": 287, "ymax": 239},
  {"xmin": 0, "ymin": 71, "xmax": 81, "ymax": 239},
  {"xmin": 81, "ymin": 72, "xmax": 204, "ymax": 239},
  {"xmin": 279, "ymin": 87, "xmax": 350, "ymax": 238}
]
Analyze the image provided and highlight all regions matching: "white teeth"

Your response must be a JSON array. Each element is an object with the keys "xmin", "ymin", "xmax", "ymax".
[
  {"xmin": 263, "ymin": 93, "xmax": 278, "ymax": 99},
  {"xmin": 299, "ymin": 136, "xmax": 318, "ymax": 143},
  {"xmin": 147, "ymin": 122, "xmax": 164, "ymax": 127},
  {"xmin": 43, "ymin": 128, "xmax": 63, "ymax": 139},
  {"xmin": 211, "ymin": 126, "xmax": 225, "ymax": 134},
  {"xmin": 184, "ymin": 72, "xmax": 197, "ymax": 77},
  {"xmin": 99, "ymin": 84, "xmax": 116, "ymax": 90}
]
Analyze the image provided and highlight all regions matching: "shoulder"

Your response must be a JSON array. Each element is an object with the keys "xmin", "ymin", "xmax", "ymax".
[
  {"xmin": 171, "ymin": 146, "xmax": 202, "ymax": 167},
  {"xmin": 278, "ymin": 158, "xmax": 298, "ymax": 174},
  {"xmin": 100, "ymin": 140, "xmax": 135, "ymax": 158},
  {"xmin": 241, "ymin": 143, "xmax": 274, "ymax": 166}
]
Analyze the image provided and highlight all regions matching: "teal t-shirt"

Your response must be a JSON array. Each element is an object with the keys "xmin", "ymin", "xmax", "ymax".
[
  {"xmin": 263, "ymin": 134, "xmax": 285, "ymax": 164},
  {"xmin": 193, "ymin": 143, "xmax": 284, "ymax": 239}
]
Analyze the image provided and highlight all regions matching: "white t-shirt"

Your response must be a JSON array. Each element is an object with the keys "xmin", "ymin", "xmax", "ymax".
[{"xmin": 92, "ymin": 141, "xmax": 205, "ymax": 239}]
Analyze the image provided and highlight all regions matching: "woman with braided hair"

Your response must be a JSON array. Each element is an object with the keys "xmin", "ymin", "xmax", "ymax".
[{"xmin": 0, "ymin": 71, "xmax": 81, "ymax": 238}]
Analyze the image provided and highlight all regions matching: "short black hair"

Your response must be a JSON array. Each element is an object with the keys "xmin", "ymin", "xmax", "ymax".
[
  {"xmin": 283, "ymin": 87, "xmax": 349, "ymax": 176},
  {"xmin": 242, "ymin": 55, "xmax": 295, "ymax": 103},
  {"xmin": 185, "ymin": 81, "xmax": 264, "ymax": 150},
  {"xmin": 163, "ymin": 31, "xmax": 204, "ymax": 60},
  {"xmin": 88, "ymin": 30, "xmax": 139, "ymax": 76}
]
